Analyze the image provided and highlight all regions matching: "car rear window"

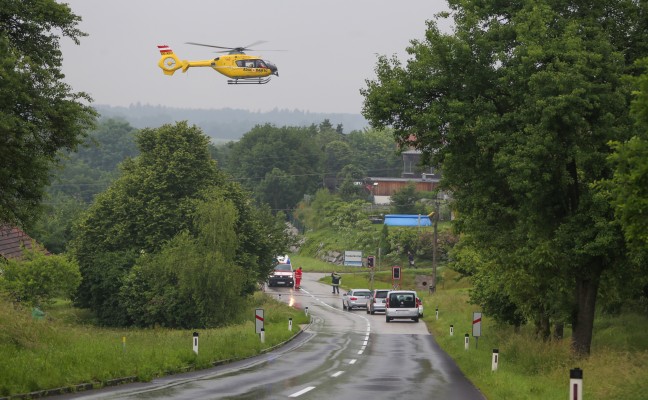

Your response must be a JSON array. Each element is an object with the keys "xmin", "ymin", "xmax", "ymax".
[
  {"xmin": 375, "ymin": 291, "xmax": 388, "ymax": 298},
  {"xmin": 389, "ymin": 293, "xmax": 416, "ymax": 308},
  {"xmin": 355, "ymin": 291, "xmax": 371, "ymax": 297}
]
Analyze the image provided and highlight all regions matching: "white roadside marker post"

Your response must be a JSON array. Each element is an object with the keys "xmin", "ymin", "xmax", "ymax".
[
  {"xmin": 450, "ymin": 325, "xmax": 454, "ymax": 336},
  {"xmin": 289, "ymin": 317, "xmax": 293, "ymax": 331},
  {"xmin": 570, "ymin": 368, "xmax": 583, "ymax": 400},
  {"xmin": 492, "ymin": 349, "xmax": 499, "ymax": 372},
  {"xmin": 192, "ymin": 332, "xmax": 199, "ymax": 355},
  {"xmin": 464, "ymin": 334, "xmax": 470, "ymax": 350}
]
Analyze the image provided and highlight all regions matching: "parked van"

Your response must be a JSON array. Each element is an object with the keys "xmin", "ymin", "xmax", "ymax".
[{"xmin": 385, "ymin": 290, "xmax": 419, "ymax": 322}]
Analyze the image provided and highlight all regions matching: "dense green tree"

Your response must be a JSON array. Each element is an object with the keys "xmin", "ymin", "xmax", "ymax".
[
  {"xmin": 70, "ymin": 122, "xmax": 224, "ymax": 324},
  {"xmin": 226, "ymin": 124, "xmax": 322, "ymax": 210},
  {"xmin": 390, "ymin": 183, "xmax": 420, "ymax": 214},
  {"xmin": 323, "ymin": 141, "xmax": 353, "ymax": 190},
  {"xmin": 257, "ymin": 168, "xmax": 300, "ymax": 211},
  {"xmin": 71, "ymin": 121, "xmax": 288, "ymax": 325},
  {"xmin": 73, "ymin": 118, "xmax": 138, "ymax": 172},
  {"xmin": 120, "ymin": 196, "xmax": 247, "ymax": 328},
  {"xmin": 607, "ymin": 58, "xmax": 648, "ymax": 257},
  {"xmin": 362, "ymin": 0, "xmax": 646, "ymax": 356},
  {"xmin": 346, "ymin": 129, "xmax": 402, "ymax": 177},
  {"xmin": 0, "ymin": 0, "xmax": 96, "ymax": 227}
]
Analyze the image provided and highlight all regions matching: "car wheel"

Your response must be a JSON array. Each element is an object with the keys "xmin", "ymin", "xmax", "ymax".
[
  {"xmin": 413, "ymin": 317, "xmax": 419, "ymax": 323},
  {"xmin": 342, "ymin": 302, "xmax": 346, "ymax": 310},
  {"xmin": 370, "ymin": 310, "xmax": 375, "ymax": 315},
  {"xmin": 347, "ymin": 305, "xmax": 352, "ymax": 311},
  {"xmin": 386, "ymin": 316, "xmax": 391, "ymax": 323}
]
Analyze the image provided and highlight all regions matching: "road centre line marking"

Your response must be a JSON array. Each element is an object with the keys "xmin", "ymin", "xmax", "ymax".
[
  {"xmin": 289, "ymin": 386, "xmax": 316, "ymax": 397},
  {"xmin": 358, "ymin": 349, "xmax": 364, "ymax": 354},
  {"xmin": 331, "ymin": 371, "xmax": 344, "ymax": 377},
  {"xmin": 349, "ymin": 359, "xmax": 357, "ymax": 364},
  {"xmin": 363, "ymin": 340, "xmax": 368, "ymax": 346}
]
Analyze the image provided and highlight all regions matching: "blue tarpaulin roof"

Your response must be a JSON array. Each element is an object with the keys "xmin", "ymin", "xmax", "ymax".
[{"xmin": 384, "ymin": 214, "xmax": 432, "ymax": 227}]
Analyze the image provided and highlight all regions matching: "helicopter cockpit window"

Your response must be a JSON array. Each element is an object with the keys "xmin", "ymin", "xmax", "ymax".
[{"xmin": 256, "ymin": 60, "xmax": 267, "ymax": 68}]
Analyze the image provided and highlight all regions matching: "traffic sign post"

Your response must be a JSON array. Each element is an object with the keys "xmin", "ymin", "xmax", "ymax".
[
  {"xmin": 255, "ymin": 309, "xmax": 264, "ymax": 335},
  {"xmin": 472, "ymin": 312, "xmax": 482, "ymax": 349}
]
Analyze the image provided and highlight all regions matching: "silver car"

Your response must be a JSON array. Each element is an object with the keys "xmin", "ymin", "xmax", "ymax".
[
  {"xmin": 342, "ymin": 289, "xmax": 372, "ymax": 311},
  {"xmin": 385, "ymin": 290, "xmax": 419, "ymax": 322},
  {"xmin": 366, "ymin": 289, "xmax": 390, "ymax": 314}
]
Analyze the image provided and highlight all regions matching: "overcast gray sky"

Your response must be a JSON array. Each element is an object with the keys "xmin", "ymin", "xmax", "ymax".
[{"xmin": 59, "ymin": 0, "xmax": 451, "ymax": 114}]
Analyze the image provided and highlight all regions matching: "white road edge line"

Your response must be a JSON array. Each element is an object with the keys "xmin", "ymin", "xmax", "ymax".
[
  {"xmin": 289, "ymin": 386, "xmax": 316, "ymax": 397},
  {"xmin": 331, "ymin": 371, "xmax": 344, "ymax": 378}
]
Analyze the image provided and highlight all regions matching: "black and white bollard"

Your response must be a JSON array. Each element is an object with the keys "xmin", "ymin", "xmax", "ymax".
[
  {"xmin": 464, "ymin": 333, "xmax": 470, "ymax": 350},
  {"xmin": 192, "ymin": 332, "xmax": 199, "ymax": 354},
  {"xmin": 305, "ymin": 306, "xmax": 309, "ymax": 316},
  {"xmin": 450, "ymin": 325, "xmax": 454, "ymax": 336},
  {"xmin": 436, "ymin": 307, "xmax": 439, "ymax": 320},
  {"xmin": 289, "ymin": 318, "xmax": 293, "ymax": 331},
  {"xmin": 492, "ymin": 349, "xmax": 499, "ymax": 372},
  {"xmin": 569, "ymin": 368, "xmax": 583, "ymax": 400},
  {"xmin": 260, "ymin": 328, "xmax": 265, "ymax": 344}
]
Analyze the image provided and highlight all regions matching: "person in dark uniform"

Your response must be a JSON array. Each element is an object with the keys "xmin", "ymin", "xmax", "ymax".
[{"xmin": 331, "ymin": 271, "xmax": 341, "ymax": 294}]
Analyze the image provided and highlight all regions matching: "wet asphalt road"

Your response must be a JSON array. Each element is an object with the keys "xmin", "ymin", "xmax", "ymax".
[{"xmin": 53, "ymin": 273, "xmax": 485, "ymax": 400}]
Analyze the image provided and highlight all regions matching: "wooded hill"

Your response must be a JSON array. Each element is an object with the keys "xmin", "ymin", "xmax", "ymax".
[{"xmin": 94, "ymin": 104, "xmax": 369, "ymax": 142}]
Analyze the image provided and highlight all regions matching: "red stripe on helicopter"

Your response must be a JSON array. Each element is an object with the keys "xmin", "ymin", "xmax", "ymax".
[{"xmin": 157, "ymin": 45, "xmax": 173, "ymax": 54}]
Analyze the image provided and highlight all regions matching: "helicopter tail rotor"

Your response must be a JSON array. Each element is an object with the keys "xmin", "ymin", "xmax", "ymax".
[{"xmin": 157, "ymin": 45, "xmax": 191, "ymax": 75}]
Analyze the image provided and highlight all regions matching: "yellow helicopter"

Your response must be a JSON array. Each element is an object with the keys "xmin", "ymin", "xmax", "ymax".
[{"xmin": 157, "ymin": 41, "xmax": 279, "ymax": 85}]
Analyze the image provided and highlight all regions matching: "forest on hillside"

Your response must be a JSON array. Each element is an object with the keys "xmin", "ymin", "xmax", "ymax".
[{"xmin": 95, "ymin": 104, "xmax": 368, "ymax": 142}]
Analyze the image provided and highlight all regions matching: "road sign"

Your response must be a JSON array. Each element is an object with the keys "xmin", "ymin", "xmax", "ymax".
[
  {"xmin": 255, "ymin": 308, "xmax": 264, "ymax": 334},
  {"xmin": 392, "ymin": 265, "xmax": 401, "ymax": 280},
  {"xmin": 472, "ymin": 312, "xmax": 482, "ymax": 337}
]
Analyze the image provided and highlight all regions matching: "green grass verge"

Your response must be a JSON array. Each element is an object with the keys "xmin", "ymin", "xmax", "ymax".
[{"xmin": 0, "ymin": 293, "xmax": 310, "ymax": 397}]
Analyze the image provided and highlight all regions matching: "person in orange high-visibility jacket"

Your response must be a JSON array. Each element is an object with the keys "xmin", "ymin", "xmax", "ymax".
[{"xmin": 294, "ymin": 266, "xmax": 303, "ymax": 289}]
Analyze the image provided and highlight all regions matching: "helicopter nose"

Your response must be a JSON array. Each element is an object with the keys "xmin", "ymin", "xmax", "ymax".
[{"xmin": 267, "ymin": 62, "xmax": 278, "ymax": 77}]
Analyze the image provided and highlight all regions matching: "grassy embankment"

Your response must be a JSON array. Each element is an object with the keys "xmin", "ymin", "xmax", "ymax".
[
  {"xmin": 301, "ymin": 255, "xmax": 648, "ymax": 400},
  {"xmin": 0, "ymin": 293, "xmax": 310, "ymax": 398}
]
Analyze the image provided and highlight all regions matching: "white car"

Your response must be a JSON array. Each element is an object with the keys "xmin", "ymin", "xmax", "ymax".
[{"xmin": 385, "ymin": 290, "xmax": 419, "ymax": 322}]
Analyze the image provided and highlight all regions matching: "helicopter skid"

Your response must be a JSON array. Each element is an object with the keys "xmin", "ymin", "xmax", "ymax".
[{"xmin": 228, "ymin": 77, "xmax": 271, "ymax": 85}]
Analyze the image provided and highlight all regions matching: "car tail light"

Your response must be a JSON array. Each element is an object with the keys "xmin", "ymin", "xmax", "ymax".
[
  {"xmin": 416, "ymin": 298, "xmax": 421, "ymax": 307},
  {"xmin": 350, "ymin": 296, "xmax": 358, "ymax": 301},
  {"xmin": 385, "ymin": 298, "xmax": 389, "ymax": 308}
]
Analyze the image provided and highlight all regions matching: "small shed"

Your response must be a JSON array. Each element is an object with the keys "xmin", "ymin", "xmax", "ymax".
[{"xmin": 384, "ymin": 214, "xmax": 432, "ymax": 227}]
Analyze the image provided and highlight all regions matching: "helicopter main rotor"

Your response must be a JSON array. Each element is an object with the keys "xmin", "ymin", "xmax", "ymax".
[{"xmin": 185, "ymin": 41, "xmax": 283, "ymax": 54}]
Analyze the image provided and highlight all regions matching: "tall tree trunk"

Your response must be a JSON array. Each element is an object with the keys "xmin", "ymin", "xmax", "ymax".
[
  {"xmin": 553, "ymin": 323, "xmax": 564, "ymax": 340},
  {"xmin": 571, "ymin": 261, "xmax": 603, "ymax": 357}
]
